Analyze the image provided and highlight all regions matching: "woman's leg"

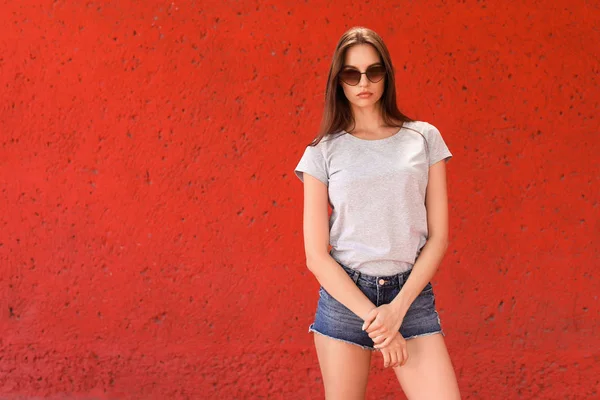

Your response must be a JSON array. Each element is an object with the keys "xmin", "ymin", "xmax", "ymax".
[
  {"xmin": 313, "ymin": 332, "xmax": 373, "ymax": 400},
  {"xmin": 392, "ymin": 333, "xmax": 461, "ymax": 400}
]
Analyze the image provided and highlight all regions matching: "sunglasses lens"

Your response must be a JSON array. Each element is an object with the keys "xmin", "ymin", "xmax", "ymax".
[
  {"xmin": 339, "ymin": 69, "xmax": 361, "ymax": 85},
  {"xmin": 366, "ymin": 65, "xmax": 386, "ymax": 82}
]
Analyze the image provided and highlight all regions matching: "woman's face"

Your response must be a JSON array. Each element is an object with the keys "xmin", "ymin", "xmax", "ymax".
[{"xmin": 339, "ymin": 44, "xmax": 386, "ymax": 109}]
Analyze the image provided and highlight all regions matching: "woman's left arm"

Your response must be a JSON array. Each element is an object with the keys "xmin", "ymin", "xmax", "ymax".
[
  {"xmin": 389, "ymin": 158, "xmax": 450, "ymax": 313},
  {"xmin": 364, "ymin": 159, "xmax": 450, "ymax": 348}
]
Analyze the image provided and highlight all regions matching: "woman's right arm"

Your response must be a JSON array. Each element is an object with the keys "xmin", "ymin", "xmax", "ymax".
[{"xmin": 302, "ymin": 173, "xmax": 375, "ymax": 321}]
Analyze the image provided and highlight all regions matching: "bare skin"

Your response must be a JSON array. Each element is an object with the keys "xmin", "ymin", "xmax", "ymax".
[
  {"xmin": 393, "ymin": 334, "xmax": 461, "ymax": 399},
  {"xmin": 302, "ymin": 43, "xmax": 461, "ymax": 399},
  {"xmin": 313, "ymin": 333, "xmax": 372, "ymax": 400},
  {"xmin": 314, "ymin": 332, "xmax": 460, "ymax": 399}
]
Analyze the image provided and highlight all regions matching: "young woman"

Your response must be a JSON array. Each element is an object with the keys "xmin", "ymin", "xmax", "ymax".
[{"xmin": 294, "ymin": 27, "xmax": 461, "ymax": 399}]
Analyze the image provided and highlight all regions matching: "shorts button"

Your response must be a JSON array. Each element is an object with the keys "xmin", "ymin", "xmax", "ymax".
[{"xmin": 378, "ymin": 279, "xmax": 385, "ymax": 285}]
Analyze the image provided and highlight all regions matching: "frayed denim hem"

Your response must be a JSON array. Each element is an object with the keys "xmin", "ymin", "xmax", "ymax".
[
  {"xmin": 404, "ymin": 330, "xmax": 445, "ymax": 341},
  {"xmin": 308, "ymin": 325, "xmax": 375, "ymax": 351}
]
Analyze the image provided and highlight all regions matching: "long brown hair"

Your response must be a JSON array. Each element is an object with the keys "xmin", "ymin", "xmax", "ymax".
[{"xmin": 309, "ymin": 27, "xmax": 415, "ymax": 146}]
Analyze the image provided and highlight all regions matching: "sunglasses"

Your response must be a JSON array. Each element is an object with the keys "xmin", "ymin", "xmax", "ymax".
[{"xmin": 338, "ymin": 64, "xmax": 386, "ymax": 86}]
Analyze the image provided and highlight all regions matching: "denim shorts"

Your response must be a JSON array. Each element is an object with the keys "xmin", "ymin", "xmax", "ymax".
[{"xmin": 308, "ymin": 260, "xmax": 444, "ymax": 351}]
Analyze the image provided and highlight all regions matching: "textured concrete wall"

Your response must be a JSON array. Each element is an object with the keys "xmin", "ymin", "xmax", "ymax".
[{"xmin": 0, "ymin": 1, "xmax": 598, "ymax": 399}]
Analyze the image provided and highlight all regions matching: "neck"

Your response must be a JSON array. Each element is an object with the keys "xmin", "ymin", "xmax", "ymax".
[{"xmin": 349, "ymin": 103, "xmax": 386, "ymax": 132}]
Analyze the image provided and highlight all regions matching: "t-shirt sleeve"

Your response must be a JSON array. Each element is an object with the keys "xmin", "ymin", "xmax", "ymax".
[
  {"xmin": 426, "ymin": 123, "xmax": 453, "ymax": 166},
  {"xmin": 294, "ymin": 145, "xmax": 329, "ymax": 186}
]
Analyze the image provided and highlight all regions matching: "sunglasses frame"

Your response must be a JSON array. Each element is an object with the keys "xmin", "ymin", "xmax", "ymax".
[{"xmin": 338, "ymin": 64, "xmax": 387, "ymax": 86}]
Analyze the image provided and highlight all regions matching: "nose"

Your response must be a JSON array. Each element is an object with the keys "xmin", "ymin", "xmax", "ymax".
[{"xmin": 358, "ymin": 73, "xmax": 369, "ymax": 87}]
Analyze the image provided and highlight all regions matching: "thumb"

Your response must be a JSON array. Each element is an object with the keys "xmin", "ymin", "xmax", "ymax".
[{"xmin": 362, "ymin": 308, "xmax": 377, "ymax": 331}]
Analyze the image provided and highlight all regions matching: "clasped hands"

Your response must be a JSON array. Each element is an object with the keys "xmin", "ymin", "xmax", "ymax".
[{"xmin": 362, "ymin": 303, "xmax": 408, "ymax": 369}]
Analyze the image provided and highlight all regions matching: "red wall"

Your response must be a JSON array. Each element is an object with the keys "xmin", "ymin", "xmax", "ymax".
[{"xmin": 1, "ymin": 1, "xmax": 598, "ymax": 399}]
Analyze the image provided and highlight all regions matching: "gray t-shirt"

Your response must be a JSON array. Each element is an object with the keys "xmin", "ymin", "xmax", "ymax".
[{"xmin": 294, "ymin": 120, "xmax": 453, "ymax": 276}]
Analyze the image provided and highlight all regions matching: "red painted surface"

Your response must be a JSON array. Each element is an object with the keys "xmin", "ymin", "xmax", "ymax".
[{"xmin": 0, "ymin": 1, "xmax": 598, "ymax": 399}]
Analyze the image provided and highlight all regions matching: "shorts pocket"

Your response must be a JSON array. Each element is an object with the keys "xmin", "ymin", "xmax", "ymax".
[
  {"xmin": 421, "ymin": 282, "xmax": 433, "ymax": 294},
  {"xmin": 317, "ymin": 286, "xmax": 361, "ymax": 323},
  {"xmin": 319, "ymin": 286, "xmax": 339, "ymax": 304},
  {"xmin": 319, "ymin": 286, "xmax": 328, "ymax": 298},
  {"xmin": 319, "ymin": 286, "xmax": 343, "ymax": 303}
]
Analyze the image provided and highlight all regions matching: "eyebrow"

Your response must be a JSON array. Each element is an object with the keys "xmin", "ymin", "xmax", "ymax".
[{"xmin": 342, "ymin": 62, "xmax": 383, "ymax": 69}]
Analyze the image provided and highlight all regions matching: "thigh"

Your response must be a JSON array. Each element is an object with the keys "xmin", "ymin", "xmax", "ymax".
[
  {"xmin": 311, "ymin": 285, "xmax": 375, "ymax": 350},
  {"xmin": 314, "ymin": 333, "xmax": 372, "ymax": 400},
  {"xmin": 393, "ymin": 333, "xmax": 461, "ymax": 400}
]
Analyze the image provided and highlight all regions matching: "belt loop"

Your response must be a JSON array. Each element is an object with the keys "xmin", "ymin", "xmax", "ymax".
[
  {"xmin": 352, "ymin": 270, "xmax": 360, "ymax": 284},
  {"xmin": 397, "ymin": 271, "xmax": 405, "ymax": 290}
]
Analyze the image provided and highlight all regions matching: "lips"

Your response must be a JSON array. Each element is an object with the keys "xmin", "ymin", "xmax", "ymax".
[{"xmin": 357, "ymin": 92, "xmax": 373, "ymax": 97}]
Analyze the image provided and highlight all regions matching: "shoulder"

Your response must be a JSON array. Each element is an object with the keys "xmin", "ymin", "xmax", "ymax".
[
  {"xmin": 403, "ymin": 120, "xmax": 446, "ymax": 141},
  {"xmin": 402, "ymin": 120, "xmax": 437, "ymax": 134},
  {"xmin": 305, "ymin": 131, "xmax": 346, "ymax": 154}
]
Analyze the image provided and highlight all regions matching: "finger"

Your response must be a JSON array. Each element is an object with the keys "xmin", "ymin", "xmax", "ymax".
[
  {"xmin": 373, "ymin": 335, "xmax": 385, "ymax": 347},
  {"xmin": 367, "ymin": 325, "xmax": 388, "ymax": 335},
  {"xmin": 366, "ymin": 323, "xmax": 382, "ymax": 334},
  {"xmin": 362, "ymin": 312, "xmax": 375, "ymax": 325},
  {"xmin": 362, "ymin": 310, "xmax": 377, "ymax": 330},
  {"xmin": 372, "ymin": 335, "xmax": 386, "ymax": 347},
  {"xmin": 389, "ymin": 349, "xmax": 397, "ymax": 369},
  {"xmin": 368, "ymin": 329, "xmax": 385, "ymax": 339},
  {"xmin": 402, "ymin": 345, "xmax": 409, "ymax": 366},
  {"xmin": 380, "ymin": 336, "xmax": 394, "ymax": 348},
  {"xmin": 394, "ymin": 349, "xmax": 403, "ymax": 368},
  {"xmin": 391, "ymin": 349, "xmax": 401, "ymax": 368},
  {"xmin": 381, "ymin": 349, "xmax": 390, "ymax": 368},
  {"xmin": 398, "ymin": 344, "xmax": 406, "ymax": 366}
]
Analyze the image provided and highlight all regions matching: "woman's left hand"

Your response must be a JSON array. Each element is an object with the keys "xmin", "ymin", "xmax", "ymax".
[{"xmin": 362, "ymin": 304, "xmax": 405, "ymax": 349}]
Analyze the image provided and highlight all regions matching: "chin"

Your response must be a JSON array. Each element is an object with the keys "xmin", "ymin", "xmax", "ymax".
[{"xmin": 352, "ymin": 97, "xmax": 382, "ymax": 108}]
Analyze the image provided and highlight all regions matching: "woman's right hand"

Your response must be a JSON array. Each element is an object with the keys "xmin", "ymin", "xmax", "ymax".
[{"xmin": 378, "ymin": 332, "xmax": 408, "ymax": 368}]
